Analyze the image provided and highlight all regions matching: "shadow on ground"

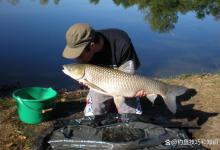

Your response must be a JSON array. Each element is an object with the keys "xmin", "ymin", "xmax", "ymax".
[
  {"xmin": 141, "ymin": 88, "xmax": 219, "ymax": 127},
  {"xmin": 51, "ymin": 101, "xmax": 86, "ymax": 120},
  {"xmin": 49, "ymin": 88, "xmax": 218, "ymax": 128}
]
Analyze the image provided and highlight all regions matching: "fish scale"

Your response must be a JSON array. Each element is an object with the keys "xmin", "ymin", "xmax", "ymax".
[{"xmin": 84, "ymin": 64, "xmax": 167, "ymax": 97}]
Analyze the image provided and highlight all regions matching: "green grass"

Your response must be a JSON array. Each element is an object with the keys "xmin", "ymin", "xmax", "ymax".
[{"xmin": 177, "ymin": 74, "xmax": 193, "ymax": 80}]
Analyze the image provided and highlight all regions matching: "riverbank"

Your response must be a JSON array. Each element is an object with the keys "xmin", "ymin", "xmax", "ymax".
[{"xmin": 0, "ymin": 73, "xmax": 219, "ymax": 150}]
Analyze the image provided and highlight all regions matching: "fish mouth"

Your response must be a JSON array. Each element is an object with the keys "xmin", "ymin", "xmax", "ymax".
[
  {"xmin": 62, "ymin": 65, "xmax": 72, "ymax": 77},
  {"xmin": 62, "ymin": 64, "xmax": 85, "ymax": 80}
]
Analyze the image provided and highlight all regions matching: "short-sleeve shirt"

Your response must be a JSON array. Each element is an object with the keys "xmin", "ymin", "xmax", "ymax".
[{"xmin": 89, "ymin": 29, "xmax": 140, "ymax": 70}]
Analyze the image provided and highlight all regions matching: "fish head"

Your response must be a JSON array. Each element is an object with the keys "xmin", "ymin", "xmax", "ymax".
[{"xmin": 62, "ymin": 64, "xmax": 86, "ymax": 80}]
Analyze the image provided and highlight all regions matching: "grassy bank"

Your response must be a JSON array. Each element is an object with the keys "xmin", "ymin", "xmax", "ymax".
[{"xmin": 0, "ymin": 73, "xmax": 219, "ymax": 150}]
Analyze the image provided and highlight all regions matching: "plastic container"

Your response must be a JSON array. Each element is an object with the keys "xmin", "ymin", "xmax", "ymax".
[{"xmin": 12, "ymin": 87, "xmax": 57, "ymax": 124}]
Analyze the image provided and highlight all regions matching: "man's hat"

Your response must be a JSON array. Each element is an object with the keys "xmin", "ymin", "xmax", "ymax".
[{"xmin": 62, "ymin": 23, "xmax": 95, "ymax": 59}]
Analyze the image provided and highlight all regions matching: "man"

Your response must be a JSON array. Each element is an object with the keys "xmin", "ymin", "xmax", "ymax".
[{"xmin": 63, "ymin": 23, "xmax": 146, "ymax": 116}]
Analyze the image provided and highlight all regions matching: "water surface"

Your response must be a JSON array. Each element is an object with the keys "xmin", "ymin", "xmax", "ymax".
[{"xmin": 1, "ymin": 0, "xmax": 220, "ymax": 89}]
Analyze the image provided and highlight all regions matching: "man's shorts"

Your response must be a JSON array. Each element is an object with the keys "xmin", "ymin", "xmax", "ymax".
[{"xmin": 84, "ymin": 89, "xmax": 142, "ymax": 116}]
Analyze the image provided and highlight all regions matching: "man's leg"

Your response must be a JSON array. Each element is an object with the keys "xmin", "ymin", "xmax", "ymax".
[
  {"xmin": 116, "ymin": 97, "xmax": 143, "ymax": 115},
  {"xmin": 84, "ymin": 90, "xmax": 143, "ymax": 116},
  {"xmin": 84, "ymin": 89, "xmax": 113, "ymax": 116}
]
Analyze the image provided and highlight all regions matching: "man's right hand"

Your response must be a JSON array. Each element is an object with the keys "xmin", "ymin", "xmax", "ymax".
[{"xmin": 135, "ymin": 90, "xmax": 147, "ymax": 97}]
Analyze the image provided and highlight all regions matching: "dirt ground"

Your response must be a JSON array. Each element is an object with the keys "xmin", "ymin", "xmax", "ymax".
[
  {"xmin": 0, "ymin": 73, "xmax": 219, "ymax": 150},
  {"xmin": 163, "ymin": 73, "xmax": 220, "ymax": 150}
]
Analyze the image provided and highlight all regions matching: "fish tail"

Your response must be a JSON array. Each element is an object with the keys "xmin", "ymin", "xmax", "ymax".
[{"xmin": 163, "ymin": 85, "xmax": 187, "ymax": 113}]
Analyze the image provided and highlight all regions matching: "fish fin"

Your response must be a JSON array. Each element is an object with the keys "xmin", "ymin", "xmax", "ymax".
[
  {"xmin": 163, "ymin": 94, "xmax": 177, "ymax": 114},
  {"xmin": 82, "ymin": 79, "xmax": 108, "ymax": 95},
  {"xmin": 146, "ymin": 94, "xmax": 157, "ymax": 104},
  {"xmin": 113, "ymin": 96, "xmax": 125, "ymax": 111},
  {"xmin": 170, "ymin": 85, "xmax": 188, "ymax": 96},
  {"xmin": 163, "ymin": 85, "xmax": 187, "ymax": 113},
  {"xmin": 118, "ymin": 60, "xmax": 135, "ymax": 74}
]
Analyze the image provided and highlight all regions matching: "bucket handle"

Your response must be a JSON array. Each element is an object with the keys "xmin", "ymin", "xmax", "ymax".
[
  {"xmin": 17, "ymin": 96, "xmax": 53, "ymax": 114},
  {"xmin": 42, "ymin": 108, "xmax": 53, "ymax": 114}
]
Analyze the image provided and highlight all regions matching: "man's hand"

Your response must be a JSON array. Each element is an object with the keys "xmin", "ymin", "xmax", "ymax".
[{"xmin": 135, "ymin": 90, "xmax": 147, "ymax": 97}]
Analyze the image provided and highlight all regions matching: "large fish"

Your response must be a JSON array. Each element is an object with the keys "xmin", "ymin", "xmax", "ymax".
[{"xmin": 62, "ymin": 61, "xmax": 187, "ymax": 113}]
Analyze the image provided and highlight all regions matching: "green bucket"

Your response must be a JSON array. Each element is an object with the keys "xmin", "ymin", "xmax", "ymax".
[{"xmin": 12, "ymin": 87, "xmax": 57, "ymax": 124}]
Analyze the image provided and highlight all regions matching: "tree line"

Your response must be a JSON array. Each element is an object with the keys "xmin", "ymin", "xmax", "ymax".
[{"xmin": 3, "ymin": 0, "xmax": 220, "ymax": 32}]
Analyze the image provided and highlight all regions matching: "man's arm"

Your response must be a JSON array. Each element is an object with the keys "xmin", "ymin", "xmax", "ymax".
[
  {"xmin": 120, "ymin": 42, "xmax": 146, "ymax": 97},
  {"xmin": 120, "ymin": 42, "xmax": 140, "ymax": 70}
]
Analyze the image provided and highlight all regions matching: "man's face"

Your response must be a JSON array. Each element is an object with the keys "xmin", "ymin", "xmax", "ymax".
[
  {"xmin": 76, "ymin": 43, "xmax": 96, "ymax": 63},
  {"xmin": 76, "ymin": 38, "xmax": 104, "ymax": 63}
]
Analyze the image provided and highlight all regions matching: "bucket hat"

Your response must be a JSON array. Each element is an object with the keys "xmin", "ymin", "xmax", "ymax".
[{"xmin": 62, "ymin": 23, "xmax": 95, "ymax": 59}]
